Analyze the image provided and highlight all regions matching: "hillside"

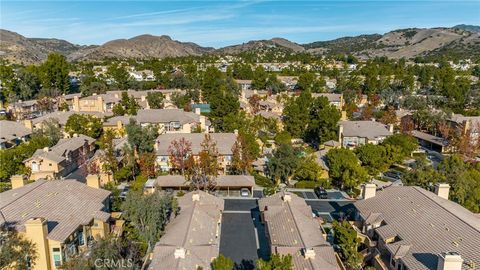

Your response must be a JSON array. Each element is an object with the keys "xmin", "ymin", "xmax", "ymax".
[
  {"xmin": 1, "ymin": 26, "xmax": 479, "ymax": 64},
  {"xmin": 0, "ymin": 29, "xmax": 86, "ymax": 64},
  {"xmin": 304, "ymin": 27, "xmax": 480, "ymax": 59},
  {"xmin": 69, "ymin": 34, "xmax": 214, "ymax": 61},
  {"xmin": 215, "ymin": 38, "xmax": 304, "ymax": 55}
]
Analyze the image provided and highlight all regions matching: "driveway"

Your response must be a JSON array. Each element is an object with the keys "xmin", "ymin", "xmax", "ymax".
[{"xmin": 220, "ymin": 199, "xmax": 269, "ymax": 269}]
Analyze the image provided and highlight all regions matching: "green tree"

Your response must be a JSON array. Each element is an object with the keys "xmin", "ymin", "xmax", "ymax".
[
  {"xmin": 211, "ymin": 254, "xmax": 234, "ymax": 270},
  {"xmin": 267, "ymin": 144, "xmax": 299, "ymax": 184},
  {"xmin": 355, "ymin": 144, "xmax": 388, "ymax": 175},
  {"xmin": 297, "ymin": 72, "xmax": 315, "ymax": 91},
  {"xmin": 122, "ymin": 190, "xmax": 176, "ymax": 246},
  {"xmin": 283, "ymin": 91, "xmax": 312, "ymax": 138},
  {"xmin": 326, "ymin": 148, "xmax": 368, "ymax": 190},
  {"xmin": 293, "ymin": 154, "xmax": 325, "ymax": 182},
  {"xmin": 0, "ymin": 230, "xmax": 37, "ymax": 270},
  {"xmin": 65, "ymin": 114, "xmax": 103, "ymax": 138},
  {"xmin": 107, "ymin": 64, "xmax": 130, "ymax": 90},
  {"xmin": 39, "ymin": 53, "xmax": 70, "ymax": 94},
  {"xmin": 146, "ymin": 92, "xmax": 164, "ymax": 109},
  {"xmin": 36, "ymin": 118, "xmax": 62, "ymax": 145},
  {"xmin": 382, "ymin": 134, "xmax": 418, "ymax": 158},
  {"xmin": 332, "ymin": 220, "xmax": 362, "ymax": 270},
  {"xmin": 252, "ymin": 66, "xmax": 268, "ymax": 89},
  {"xmin": 125, "ymin": 119, "xmax": 158, "ymax": 154},
  {"xmin": 255, "ymin": 254, "xmax": 293, "ymax": 270},
  {"xmin": 305, "ymin": 96, "xmax": 341, "ymax": 145}
]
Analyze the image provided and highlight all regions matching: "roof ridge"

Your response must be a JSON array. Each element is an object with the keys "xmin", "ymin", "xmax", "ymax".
[{"xmin": 413, "ymin": 186, "xmax": 480, "ymax": 233}]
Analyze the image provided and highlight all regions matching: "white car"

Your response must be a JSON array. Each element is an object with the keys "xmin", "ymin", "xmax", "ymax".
[{"xmin": 240, "ymin": 188, "xmax": 250, "ymax": 197}]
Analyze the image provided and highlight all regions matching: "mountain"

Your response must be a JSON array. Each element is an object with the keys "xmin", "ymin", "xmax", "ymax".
[
  {"xmin": 0, "ymin": 29, "xmax": 89, "ymax": 64},
  {"xmin": 453, "ymin": 24, "xmax": 480, "ymax": 33},
  {"xmin": 69, "ymin": 34, "xmax": 214, "ymax": 61},
  {"xmin": 1, "ymin": 26, "xmax": 479, "ymax": 64},
  {"xmin": 304, "ymin": 27, "xmax": 480, "ymax": 59},
  {"xmin": 215, "ymin": 38, "xmax": 304, "ymax": 55}
]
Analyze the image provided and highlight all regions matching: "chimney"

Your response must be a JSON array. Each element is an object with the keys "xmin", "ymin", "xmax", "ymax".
[
  {"xmin": 25, "ymin": 218, "xmax": 52, "ymax": 269},
  {"xmin": 282, "ymin": 194, "xmax": 292, "ymax": 202},
  {"xmin": 73, "ymin": 96, "xmax": 80, "ymax": 112},
  {"xmin": 86, "ymin": 174, "xmax": 101, "ymax": 189},
  {"xmin": 303, "ymin": 248, "xmax": 316, "ymax": 259},
  {"xmin": 338, "ymin": 124, "xmax": 344, "ymax": 145},
  {"xmin": 435, "ymin": 183, "xmax": 450, "ymax": 200},
  {"xmin": 362, "ymin": 183, "xmax": 376, "ymax": 199},
  {"xmin": 24, "ymin": 119, "xmax": 33, "ymax": 130},
  {"xmin": 194, "ymin": 107, "xmax": 201, "ymax": 115},
  {"xmin": 192, "ymin": 193, "xmax": 200, "ymax": 202},
  {"xmin": 174, "ymin": 248, "xmax": 186, "ymax": 259},
  {"xmin": 389, "ymin": 124, "xmax": 394, "ymax": 133},
  {"xmin": 11, "ymin": 174, "xmax": 27, "ymax": 189},
  {"xmin": 437, "ymin": 252, "xmax": 463, "ymax": 270}
]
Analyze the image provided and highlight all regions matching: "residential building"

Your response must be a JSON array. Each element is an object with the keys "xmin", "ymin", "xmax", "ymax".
[
  {"xmin": 146, "ymin": 175, "xmax": 255, "ymax": 196},
  {"xmin": 24, "ymin": 134, "xmax": 96, "ymax": 180},
  {"xmin": 8, "ymin": 99, "xmax": 39, "ymax": 120},
  {"xmin": 258, "ymin": 191, "xmax": 340, "ymax": 270},
  {"xmin": 312, "ymin": 93, "xmax": 344, "ymax": 109},
  {"xmin": 236, "ymin": 79, "xmax": 252, "ymax": 91},
  {"xmin": 0, "ymin": 120, "xmax": 32, "ymax": 149},
  {"xmin": 411, "ymin": 130, "xmax": 450, "ymax": 153},
  {"xmin": 25, "ymin": 111, "xmax": 108, "ymax": 131},
  {"xmin": 148, "ymin": 191, "xmax": 224, "ymax": 270},
  {"xmin": 353, "ymin": 184, "xmax": 480, "ymax": 270},
  {"xmin": 449, "ymin": 114, "xmax": 480, "ymax": 146},
  {"xmin": 103, "ymin": 109, "xmax": 210, "ymax": 135},
  {"xmin": 0, "ymin": 178, "xmax": 111, "ymax": 270},
  {"xmin": 155, "ymin": 133, "xmax": 237, "ymax": 173},
  {"xmin": 339, "ymin": 120, "xmax": 393, "ymax": 148},
  {"xmin": 72, "ymin": 94, "xmax": 120, "ymax": 113}
]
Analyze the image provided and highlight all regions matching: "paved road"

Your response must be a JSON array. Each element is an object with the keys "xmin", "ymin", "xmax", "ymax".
[{"xmin": 220, "ymin": 199, "xmax": 270, "ymax": 269}]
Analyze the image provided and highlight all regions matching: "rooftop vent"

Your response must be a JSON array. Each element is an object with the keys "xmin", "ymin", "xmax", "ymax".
[
  {"xmin": 192, "ymin": 193, "xmax": 200, "ymax": 202},
  {"xmin": 303, "ymin": 248, "xmax": 315, "ymax": 259},
  {"xmin": 283, "ymin": 194, "xmax": 292, "ymax": 202},
  {"xmin": 174, "ymin": 248, "xmax": 186, "ymax": 259}
]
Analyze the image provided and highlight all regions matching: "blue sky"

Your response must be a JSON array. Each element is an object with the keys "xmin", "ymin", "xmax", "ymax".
[{"xmin": 1, "ymin": 1, "xmax": 479, "ymax": 47}]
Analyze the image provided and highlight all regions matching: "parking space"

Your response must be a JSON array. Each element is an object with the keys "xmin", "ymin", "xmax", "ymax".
[
  {"xmin": 306, "ymin": 200, "xmax": 356, "ymax": 220},
  {"xmin": 220, "ymin": 199, "xmax": 269, "ymax": 269}
]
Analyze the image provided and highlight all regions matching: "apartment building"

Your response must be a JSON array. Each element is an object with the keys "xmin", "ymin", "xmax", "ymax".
[
  {"xmin": 155, "ymin": 133, "xmax": 237, "ymax": 173},
  {"xmin": 24, "ymin": 134, "xmax": 95, "ymax": 180},
  {"xmin": 258, "ymin": 191, "xmax": 340, "ymax": 270},
  {"xmin": 339, "ymin": 120, "xmax": 393, "ymax": 148},
  {"xmin": 72, "ymin": 94, "xmax": 120, "ymax": 113},
  {"xmin": 148, "ymin": 191, "xmax": 224, "ymax": 269},
  {"xmin": 353, "ymin": 184, "xmax": 480, "ymax": 270},
  {"xmin": 0, "ymin": 120, "xmax": 32, "ymax": 149},
  {"xmin": 0, "ymin": 178, "xmax": 111, "ymax": 270}
]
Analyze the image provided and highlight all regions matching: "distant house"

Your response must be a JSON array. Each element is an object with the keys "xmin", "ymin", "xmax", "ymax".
[
  {"xmin": 72, "ymin": 94, "xmax": 120, "ymax": 113},
  {"xmin": 8, "ymin": 99, "xmax": 39, "ymax": 119},
  {"xmin": 449, "ymin": 114, "xmax": 480, "ymax": 145},
  {"xmin": 353, "ymin": 184, "xmax": 480, "ymax": 270},
  {"xmin": 148, "ymin": 191, "xmax": 224, "ymax": 270},
  {"xmin": 155, "ymin": 133, "xmax": 237, "ymax": 173},
  {"xmin": 103, "ymin": 109, "xmax": 210, "ymax": 135},
  {"xmin": 1, "ymin": 178, "xmax": 111, "ymax": 270},
  {"xmin": 24, "ymin": 134, "xmax": 96, "ymax": 180},
  {"xmin": 236, "ymin": 79, "xmax": 252, "ymax": 91},
  {"xmin": 258, "ymin": 191, "xmax": 340, "ymax": 270},
  {"xmin": 25, "ymin": 111, "xmax": 109, "ymax": 131},
  {"xmin": 312, "ymin": 93, "xmax": 344, "ymax": 109},
  {"xmin": 0, "ymin": 120, "xmax": 32, "ymax": 149},
  {"xmin": 338, "ymin": 120, "xmax": 393, "ymax": 148}
]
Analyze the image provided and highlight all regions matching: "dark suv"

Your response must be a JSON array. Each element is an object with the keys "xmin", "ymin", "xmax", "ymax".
[{"xmin": 314, "ymin": 187, "xmax": 328, "ymax": 199}]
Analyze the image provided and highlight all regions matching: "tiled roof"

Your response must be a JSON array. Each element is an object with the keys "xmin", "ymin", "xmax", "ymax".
[
  {"xmin": 259, "ymin": 191, "xmax": 339, "ymax": 270},
  {"xmin": 25, "ymin": 134, "xmax": 95, "ymax": 163},
  {"xmin": 136, "ymin": 109, "xmax": 201, "ymax": 125},
  {"xmin": 32, "ymin": 111, "xmax": 110, "ymax": 126},
  {"xmin": 340, "ymin": 120, "xmax": 392, "ymax": 139},
  {"xmin": 149, "ymin": 191, "xmax": 224, "ymax": 270},
  {"xmin": 312, "ymin": 93, "xmax": 342, "ymax": 103},
  {"xmin": 354, "ymin": 186, "xmax": 480, "ymax": 270},
  {"xmin": 0, "ymin": 120, "xmax": 32, "ymax": 143},
  {"xmin": 0, "ymin": 179, "xmax": 110, "ymax": 242},
  {"xmin": 156, "ymin": 133, "xmax": 237, "ymax": 156}
]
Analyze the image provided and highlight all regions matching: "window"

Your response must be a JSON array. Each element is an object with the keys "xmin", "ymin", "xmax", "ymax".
[{"xmin": 49, "ymin": 163, "xmax": 52, "ymax": 166}]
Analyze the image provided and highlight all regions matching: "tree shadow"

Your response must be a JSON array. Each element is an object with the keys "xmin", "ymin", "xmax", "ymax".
[
  {"xmin": 412, "ymin": 253, "xmax": 438, "ymax": 270},
  {"xmin": 235, "ymin": 259, "xmax": 255, "ymax": 270}
]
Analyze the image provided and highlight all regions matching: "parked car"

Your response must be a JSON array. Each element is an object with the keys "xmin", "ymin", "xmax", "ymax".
[
  {"xmin": 314, "ymin": 187, "xmax": 328, "ymax": 199},
  {"xmin": 384, "ymin": 170, "xmax": 403, "ymax": 180},
  {"xmin": 240, "ymin": 188, "xmax": 250, "ymax": 197}
]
